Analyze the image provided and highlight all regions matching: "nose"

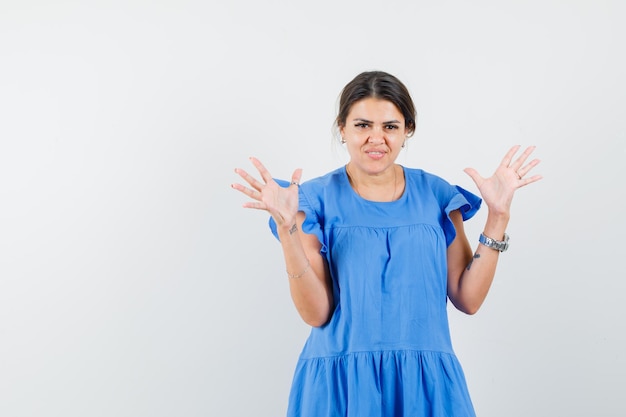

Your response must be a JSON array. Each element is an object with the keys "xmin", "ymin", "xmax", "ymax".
[{"xmin": 368, "ymin": 126, "xmax": 385, "ymax": 144}]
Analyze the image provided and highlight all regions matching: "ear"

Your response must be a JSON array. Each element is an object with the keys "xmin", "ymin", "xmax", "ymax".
[{"xmin": 405, "ymin": 123, "xmax": 415, "ymax": 138}]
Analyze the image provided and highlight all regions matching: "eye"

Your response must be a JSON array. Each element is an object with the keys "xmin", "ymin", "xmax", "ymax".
[
  {"xmin": 355, "ymin": 122, "xmax": 369, "ymax": 128},
  {"xmin": 385, "ymin": 124, "xmax": 399, "ymax": 130}
]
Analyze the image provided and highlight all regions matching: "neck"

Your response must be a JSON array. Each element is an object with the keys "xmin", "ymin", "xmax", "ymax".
[{"xmin": 346, "ymin": 164, "xmax": 402, "ymax": 202}]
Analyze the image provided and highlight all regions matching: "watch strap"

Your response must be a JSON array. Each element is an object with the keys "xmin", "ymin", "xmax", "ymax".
[{"xmin": 479, "ymin": 233, "xmax": 509, "ymax": 252}]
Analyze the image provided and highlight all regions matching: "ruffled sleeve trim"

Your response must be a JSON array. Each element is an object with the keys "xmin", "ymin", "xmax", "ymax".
[
  {"xmin": 268, "ymin": 179, "xmax": 328, "ymax": 255},
  {"xmin": 443, "ymin": 185, "xmax": 482, "ymax": 246}
]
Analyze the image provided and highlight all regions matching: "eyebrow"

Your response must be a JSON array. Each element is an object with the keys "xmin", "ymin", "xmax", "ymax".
[{"xmin": 352, "ymin": 118, "xmax": 401, "ymax": 124}]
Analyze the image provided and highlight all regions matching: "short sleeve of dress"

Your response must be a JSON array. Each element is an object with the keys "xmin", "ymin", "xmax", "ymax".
[
  {"xmin": 268, "ymin": 179, "xmax": 328, "ymax": 255},
  {"xmin": 442, "ymin": 185, "xmax": 482, "ymax": 246}
]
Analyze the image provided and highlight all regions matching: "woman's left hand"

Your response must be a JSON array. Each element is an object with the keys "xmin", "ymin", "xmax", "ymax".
[{"xmin": 464, "ymin": 145, "xmax": 542, "ymax": 216}]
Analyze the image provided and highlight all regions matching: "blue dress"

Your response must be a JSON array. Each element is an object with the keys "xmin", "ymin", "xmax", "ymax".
[{"xmin": 270, "ymin": 166, "xmax": 482, "ymax": 417}]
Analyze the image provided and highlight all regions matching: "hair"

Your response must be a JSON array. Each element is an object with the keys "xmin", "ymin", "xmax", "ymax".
[{"xmin": 335, "ymin": 71, "xmax": 417, "ymax": 137}]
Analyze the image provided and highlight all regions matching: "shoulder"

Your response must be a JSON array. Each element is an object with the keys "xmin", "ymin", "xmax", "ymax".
[
  {"xmin": 302, "ymin": 166, "xmax": 344, "ymax": 186},
  {"xmin": 295, "ymin": 166, "xmax": 345, "ymax": 211},
  {"xmin": 404, "ymin": 167, "xmax": 466, "ymax": 210},
  {"xmin": 405, "ymin": 166, "xmax": 481, "ymax": 217},
  {"xmin": 404, "ymin": 167, "xmax": 453, "ymax": 190},
  {"xmin": 300, "ymin": 167, "xmax": 344, "ymax": 195}
]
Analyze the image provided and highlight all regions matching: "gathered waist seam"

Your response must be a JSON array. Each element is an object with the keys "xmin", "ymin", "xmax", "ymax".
[{"xmin": 298, "ymin": 348, "xmax": 456, "ymax": 362}]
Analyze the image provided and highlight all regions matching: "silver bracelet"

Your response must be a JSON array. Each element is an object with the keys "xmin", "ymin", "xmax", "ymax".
[{"xmin": 287, "ymin": 260, "xmax": 311, "ymax": 279}]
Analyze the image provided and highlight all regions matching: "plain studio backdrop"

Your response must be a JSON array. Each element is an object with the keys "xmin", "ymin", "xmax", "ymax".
[{"xmin": 0, "ymin": 1, "xmax": 624, "ymax": 416}]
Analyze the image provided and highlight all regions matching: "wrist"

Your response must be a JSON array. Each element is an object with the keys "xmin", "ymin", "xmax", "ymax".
[
  {"xmin": 479, "ymin": 232, "xmax": 510, "ymax": 252},
  {"xmin": 276, "ymin": 221, "xmax": 299, "ymax": 238},
  {"xmin": 484, "ymin": 212, "xmax": 510, "ymax": 236},
  {"xmin": 486, "ymin": 209, "xmax": 510, "ymax": 222}
]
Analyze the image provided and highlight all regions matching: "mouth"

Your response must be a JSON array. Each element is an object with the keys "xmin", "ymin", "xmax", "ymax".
[{"xmin": 365, "ymin": 149, "xmax": 387, "ymax": 159}]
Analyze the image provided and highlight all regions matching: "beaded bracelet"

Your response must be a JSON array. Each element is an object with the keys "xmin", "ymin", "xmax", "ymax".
[{"xmin": 287, "ymin": 260, "xmax": 311, "ymax": 279}]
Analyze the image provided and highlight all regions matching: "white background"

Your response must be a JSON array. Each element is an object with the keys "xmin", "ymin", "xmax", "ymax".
[{"xmin": 1, "ymin": 1, "xmax": 624, "ymax": 416}]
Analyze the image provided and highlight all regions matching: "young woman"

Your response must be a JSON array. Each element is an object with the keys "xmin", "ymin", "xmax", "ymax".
[{"xmin": 232, "ymin": 71, "xmax": 541, "ymax": 417}]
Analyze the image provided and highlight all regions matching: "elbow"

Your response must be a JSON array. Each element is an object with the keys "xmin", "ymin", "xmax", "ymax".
[
  {"xmin": 300, "ymin": 307, "xmax": 332, "ymax": 327},
  {"xmin": 303, "ymin": 313, "xmax": 330, "ymax": 327},
  {"xmin": 297, "ymin": 294, "xmax": 334, "ymax": 327},
  {"xmin": 460, "ymin": 300, "xmax": 484, "ymax": 315},
  {"xmin": 449, "ymin": 287, "xmax": 487, "ymax": 315},
  {"xmin": 451, "ymin": 297, "xmax": 483, "ymax": 315},
  {"xmin": 304, "ymin": 318, "xmax": 327, "ymax": 328},
  {"xmin": 461, "ymin": 305, "xmax": 480, "ymax": 315}
]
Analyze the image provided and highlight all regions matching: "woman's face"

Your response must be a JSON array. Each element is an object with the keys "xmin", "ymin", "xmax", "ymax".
[{"xmin": 339, "ymin": 97, "xmax": 408, "ymax": 176}]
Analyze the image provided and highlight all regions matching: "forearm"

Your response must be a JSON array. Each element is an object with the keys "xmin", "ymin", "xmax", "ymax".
[
  {"xmin": 449, "ymin": 212, "xmax": 510, "ymax": 314},
  {"xmin": 276, "ymin": 222, "xmax": 333, "ymax": 327}
]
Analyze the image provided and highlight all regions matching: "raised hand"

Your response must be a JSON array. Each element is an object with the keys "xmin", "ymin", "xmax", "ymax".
[
  {"xmin": 463, "ymin": 145, "xmax": 542, "ymax": 216},
  {"xmin": 232, "ymin": 157, "xmax": 303, "ymax": 228}
]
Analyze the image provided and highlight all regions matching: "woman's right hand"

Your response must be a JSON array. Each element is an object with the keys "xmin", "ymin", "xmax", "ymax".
[
  {"xmin": 233, "ymin": 158, "xmax": 333, "ymax": 327},
  {"xmin": 232, "ymin": 157, "xmax": 303, "ymax": 229}
]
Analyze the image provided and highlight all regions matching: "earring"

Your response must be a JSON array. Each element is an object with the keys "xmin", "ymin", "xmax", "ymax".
[{"xmin": 341, "ymin": 138, "xmax": 346, "ymax": 144}]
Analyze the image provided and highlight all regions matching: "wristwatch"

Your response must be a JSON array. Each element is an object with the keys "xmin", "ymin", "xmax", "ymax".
[{"xmin": 479, "ymin": 233, "xmax": 509, "ymax": 252}]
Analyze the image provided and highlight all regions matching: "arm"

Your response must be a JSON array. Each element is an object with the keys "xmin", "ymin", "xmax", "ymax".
[
  {"xmin": 447, "ymin": 145, "xmax": 542, "ymax": 314},
  {"xmin": 232, "ymin": 157, "xmax": 333, "ymax": 327},
  {"xmin": 275, "ymin": 212, "xmax": 333, "ymax": 327},
  {"xmin": 446, "ymin": 210, "xmax": 509, "ymax": 314}
]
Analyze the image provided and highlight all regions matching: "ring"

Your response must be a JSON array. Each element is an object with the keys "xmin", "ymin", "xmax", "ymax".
[
  {"xmin": 516, "ymin": 172, "xmax": 522, "ymax": 180},
  {"xmin": 291, "ymin": 181, "xmax": 299, "ymax": 186}
]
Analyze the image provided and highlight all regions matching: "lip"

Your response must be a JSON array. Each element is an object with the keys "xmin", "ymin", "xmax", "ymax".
[{"xmin": 365, "ymin": 149, "xmax": 387, "ymax": 160}]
